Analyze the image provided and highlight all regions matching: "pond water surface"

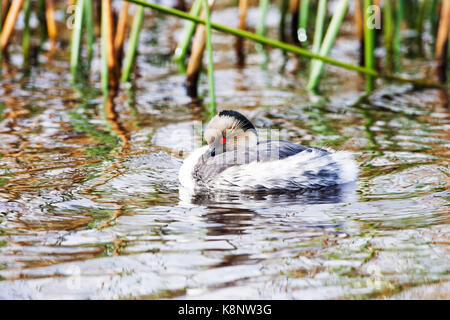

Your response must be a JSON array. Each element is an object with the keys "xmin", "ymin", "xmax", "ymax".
[{"xmin": 0, "ymin": 3, "xmax": 449, "ymax": 299}]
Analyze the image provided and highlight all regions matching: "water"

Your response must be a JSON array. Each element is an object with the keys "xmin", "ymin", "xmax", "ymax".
[{"xmin": 0, "ymin": 4, "xmax": 449, "ymax": 299}]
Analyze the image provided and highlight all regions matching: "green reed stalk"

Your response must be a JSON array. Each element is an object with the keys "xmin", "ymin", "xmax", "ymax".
[
  {"xmin": 404, "ymin": 0, "xmax": 417, "ymax": 30},
  {"xmin": 121, "ymin": 5, "xmax": 145, "ymax": 82},
  {"xmin": 37, "ymin": 0, "xmax": 47, "ymax": 44},
  {"xmin": 448, "ymin": 26, "xmax": 450, "ymax": 63},
  {"xmin": 311, "ymin": 0, "xmax": 327, "ymax": 55},
  {"xmin": 393, "ymin": 0, "xmax": 403, "ymax": 71},
  {"xmin": 415, "ymin": 0, "xmax": 430, "ymax": 55},
  {"xmin": 308, "ymin": 0, "xmax": 327, "ymax": 87},
  {"xmin": 279, "ymin": 0, "xmax": 289, "ymax": 42},
  {"xmin": 256, "ymin": 0, "xmax": 270, "ymax": 37},
  {"xmin": 383, "ymin": 0, "xmax": 394, "ymax": 71},
  {"xmin": 84, "ymin": 0, "xmax": 94, "ymax": 66},
  {"xmin": 363, "ymin": 0, "xmax": 375, "ymax": 92},
  {"xmin": 256, "ymin": 0, "xmax": 270, "ymax": 63},
  {"xmin": 71, "ymin": 0, "xmax": 85, "ymax": 82},
  {"xmin": 22, "ymin": 0, "xmax": 31, "ymax": 71},
  {"xmin": 101, "ymin": 1, "xmax": 108, "ymax": 94},
  {"xmin": 203, "ymin": 0, "xmax": 216, "ymax": 115},
  {"xmin": 307, "ymin": 0, "xmax": 348, "ymax": 91},
  {"xmin": 383, "ymin": 0, "xmax": 394, "ymax": 53},
  {"xmin": 298, "ymin": 0, "xmax": 310, "ymax": 36},
  {"xmin": 416, "ymin": 0, "xmax": 430, "ymax": 33},
  {"xmin": 173, "ymin": 0, "xmax": 202, "ymax": 62},
  {"xmin": 125, "ymin": 0, "xmax": 445, "ymax": 88},
  {"xmin": 428, "ymin": 0, "xmax": 438, "ymax": 46}
]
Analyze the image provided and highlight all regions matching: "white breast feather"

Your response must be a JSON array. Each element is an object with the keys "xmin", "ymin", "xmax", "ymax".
[{"xmin": 178, "ymin": 145, "xmax": 209, "ymax": 190}]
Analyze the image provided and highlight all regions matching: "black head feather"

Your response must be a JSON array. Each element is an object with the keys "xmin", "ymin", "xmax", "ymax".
[{"xmin": 218, "ymin": 110, "xmax": 255, "ymax": 131}]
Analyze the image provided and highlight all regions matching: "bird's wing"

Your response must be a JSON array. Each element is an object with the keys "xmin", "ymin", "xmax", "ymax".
[
  {"xmin": 193, "ymin": 140, "xmax": 323, "ymax": 187},
  {"xmin": 256, "ymin": 140, "xmax": 311, "ymax": 161}
]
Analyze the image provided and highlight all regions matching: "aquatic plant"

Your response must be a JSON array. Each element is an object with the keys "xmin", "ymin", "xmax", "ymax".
[
  {"xmin": 363, "ymin": 0, "xmax": 375, "ymax": 92},
  {"xmin": 70, "ymin": 0, "xmax": 85, "ymax": 82},
  {"xmin": 308, "ymin": 0, "xmax": 348, "ymax": 92},
  {"xmin": 22, "ymin": 0, "xmax": 31, "ymax": 71},
  {"xmin": 235, "ymin": 0, "xmax": 249, "ymax": 66},
  {"xmin": 298, "ymin": 0, "xmax": 310, "ymax": 43},
  {"xmin": 0, "ymin": 0, "xmax": 2, "ymax": 75},
  {"xmin": 0, "ymin": 0, "xmax": 447, "ymax": 113},
  {"xmin": 203, "ymin": 0, "xmax": 216, "ymax": 115},
  {"xmin": 121, "ymin": 5, "xmax": 145, "ymax": 83},
  {"xmin": 128, "ymin": 0, "xmax": 444, "ymax": 88},
  {"xmin": 173, "ymin": 0, "xmax": 203, "ymax": 64}
]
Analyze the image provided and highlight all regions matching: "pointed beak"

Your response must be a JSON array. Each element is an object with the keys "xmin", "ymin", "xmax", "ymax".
[{"xmin": 200, "ymin": 146, "xmax": 215, "ymax": 163}]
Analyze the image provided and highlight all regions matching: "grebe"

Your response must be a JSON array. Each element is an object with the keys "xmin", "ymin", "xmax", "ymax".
[{"xmin": 179, "ymin": 110, "xmax": 358, "ymax": 192}]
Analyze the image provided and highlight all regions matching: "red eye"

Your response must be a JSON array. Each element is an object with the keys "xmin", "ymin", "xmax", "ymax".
[{"xmin": 220, "ymin": 137, "xmax": 226, "ymax": 144}]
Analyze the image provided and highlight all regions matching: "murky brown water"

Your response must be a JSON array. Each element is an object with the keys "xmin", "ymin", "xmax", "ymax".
[{"xmin": 0, "ymin": 2, "xmax": 449, "ymax": 299}]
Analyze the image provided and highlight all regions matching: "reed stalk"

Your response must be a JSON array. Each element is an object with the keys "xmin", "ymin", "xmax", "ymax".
[
  {"xmin": 114, "ymin": 1, "xmax": 129, "ymax": 70},
  {"xmin": 94, "ymin": 0, "xmax": 102, "ymax": 34},
  {"xmin": 37, "ymin": 0, "xmax": 48, "ymax": 44},
  {"xmin": 279, "ymin": 0, "xmax": 289, "ymax": 42},
  {"xmin": 0, "ymin": 0, "xmax": 24, "ymax": 53},
  {"xmin": 354, "ymin": 0, "xmax": 364, "ymax": 66},
  {"xmin": 448, "ymin": 27, "xmax": 450, "ymax": 63},
  {"xmin": 393, "ymin": 0, "xmax": 403, "ymax": 71},
  {"xmin": 383, "ymin": 0, "xmax": 394, "ymax": 59},
  {"xmin": 416, "ymin": 0, "xmax": 430, "ymax": 55},
  {"xmin": 46, "ymin": 0, "xmax": 57, "ymax": 52},
  {"xmin": 125, "ymin": 0, "xmax": 445, "ymax": 88},
  {"xmin": 256, "ymin": 0, "xmax": 270, "ymax": 37},
  {"xmin": 186, "ymin": 9, "xmax": 207, "ymax": 97},
  {"xmin": 203, "ymin": 0, "xmax": 216, "ymax": 114},
  {"xmin": 84, "ymin": 0, "xmax": 94, "ymax": 66},
  {"xmin": 298, "ymin": 0, "xmax": 310, "ymax": 42},
  {"xmin": 121, "ymin": 5, "xmax": 145, "ymax": 83},
  {"xmin": 173, "ymin": 0, "xmax": 202, "ymax": 63},
  {"xmin": 236, "ymin": 0, "xmax": 249, "ymax": 66},
  {"xmin": 428, "ymin": 0, "xmax": 439, "ymax": 44},
  {"xmin": 71, "ymin": 0, "xmax": 85, "ymax": 82},
  {"xmin": 22, "ymin": 0, "xmax": 31, "ymax": 71},
  {"xmin": 0, "ymin": 0, "xmax": 4, "ymax": 23},
  {"xmin": 289, "ymin": 0, "xmax": 299, "ymax": 44},
  {"xmin": 307, "ymin": 0, "xmax": 348, "ymax": 92},
  {"xmin": 404, "ymin": 0, "xmax": 417, "ymax": 30},
  {"xmin": 436, "ymin": 0, "xmax": 450, "ymax": 57},
  {"xmin": 101, "ymin": 0, "xmax": 109, "ymax": 94},
  {"xmin": 435, "ymin": 0, "xmax": 450, "ymax": 82},
  {"xmin": 256, "ymin": 0, "xmax": 270, "ymax": 58},
  {"xmin": 289, "ymin": 0, "xmax": 298, "ymax": 13},
  {"xmin": 363, "ymin": 0, "xmax": 375, "ymax": 92},
  {"xmin": 102, "ymin": 0, "xmax": 117, "ymax": 90},
  {"xmin": 310, "ymin": 0, "xmax": 327, "ymax": 62},
  {"xmin": 0, "ymin": 0, "xmax": 3, "ymax": 74}
]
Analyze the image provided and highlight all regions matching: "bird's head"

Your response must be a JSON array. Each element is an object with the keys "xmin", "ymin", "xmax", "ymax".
[{"xmin": 204, "ymin": 110, "xmax": 258, "ymax": 157}]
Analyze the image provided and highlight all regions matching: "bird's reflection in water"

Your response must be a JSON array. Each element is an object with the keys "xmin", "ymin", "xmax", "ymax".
[
  {"xmin": 179, "ymin": 182, "xmax": 357, "ymax": 208},
  {"xmin": 178, "ymin": 183, "xmax": 357, "ymax": 268},
  {"xmin": 201, "ymin": 207, "xmax": 263, "ymax": 267},
  {"xmin": 204, "ymin": 207, "xmax": 256, "ymax": 236}
]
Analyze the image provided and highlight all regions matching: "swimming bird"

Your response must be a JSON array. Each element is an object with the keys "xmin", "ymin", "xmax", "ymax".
[{"xmin": 179, "ymin": 110, "xmax": 358, "ymax": 192}]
